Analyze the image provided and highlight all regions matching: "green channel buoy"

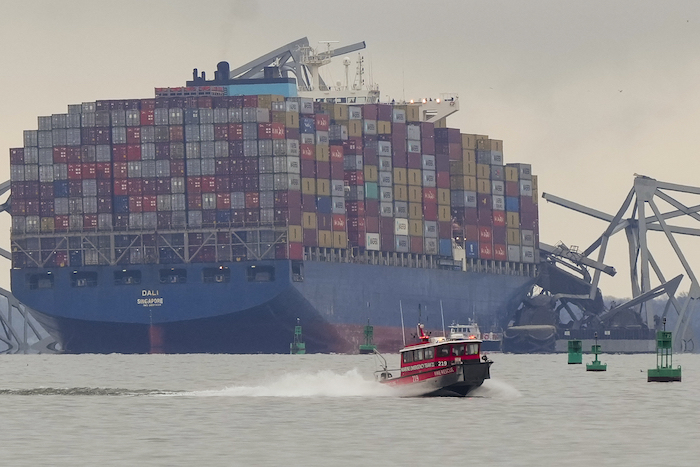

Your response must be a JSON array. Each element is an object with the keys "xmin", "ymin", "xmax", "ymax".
[
  {"xmin": 290, "ymin": 318, "xmax": 306, "ymax": 355},
  {"xmin": 648, "ymin": 318, "xmax": 681, "ymax": 382},
  {"xmin": 359, "ymin": 320, "xmax": 377, "ymax": 354},
  {"xmin": 567, "ymin": 340, "xmax": 583, "ymax": 364},
  {"xmin": 586, "ymin": 333, "xmax": 607, "ymax": 372}
]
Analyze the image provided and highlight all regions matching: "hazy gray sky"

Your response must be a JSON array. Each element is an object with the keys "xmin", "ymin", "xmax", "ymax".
[{"xmin": 2, "ymin": 0, "xmax": 700, "ymax": 298}]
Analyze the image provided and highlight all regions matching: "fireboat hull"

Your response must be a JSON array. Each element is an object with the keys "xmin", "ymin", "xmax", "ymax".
[{"xmin": 382, "ymin": 360, "xmax": 492, "ymax": 397}]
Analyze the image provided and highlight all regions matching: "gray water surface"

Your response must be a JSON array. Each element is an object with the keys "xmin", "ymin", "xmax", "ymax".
[{"xmin": 0, "ymin": 353, "xmax": 698, "ymax": 466}]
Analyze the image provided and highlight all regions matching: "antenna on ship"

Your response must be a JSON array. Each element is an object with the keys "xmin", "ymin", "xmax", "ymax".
[{"xmin": 440, "ymin": 300, "xmax": 446, "ymax": 338}]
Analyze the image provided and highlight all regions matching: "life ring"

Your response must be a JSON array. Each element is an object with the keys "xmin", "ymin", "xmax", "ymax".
[{"xmin": 482, "ymin": 334, "xmax": 489, "ymax": 340}]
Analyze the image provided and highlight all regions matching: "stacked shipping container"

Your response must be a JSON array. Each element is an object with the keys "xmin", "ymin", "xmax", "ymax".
[{"xmin": 10, "ymin": 95, "xmax": 538, "ymax": 268}]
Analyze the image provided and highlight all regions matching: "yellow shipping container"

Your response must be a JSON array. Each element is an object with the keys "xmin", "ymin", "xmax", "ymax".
[
  {"xmin": 409, "ymin": 202, "xmax": 422, "ymax": 220},
  {"xmin": 507, "ymin": 228, "xmax": 520, "ymax": 245},
  {"xmin": 438, "ymin": 205, "xmax": 451, "ymax": 222},
  {"xmin": 505, "ymin": 166, "xmax": 519, "ymax": 182},
  {"xmin": 317, "ymin": 178, "xmax": 330, "ymax": 196},
  {"xmin": 477, "ymin": 179, "xmax": 491, "ymax": 194},
  {"xmin": 319, "ymin": 230, "xmax": 333, "ymax": 248},
  {"xmin": 438, "ymin": 188, "xmax": 450, "ymax": 205},
  {"xmin": 317, "ymin": 102, "xmax": 333, "ymax": 114},
  {"xmin": 288, "ymin": 225, "xmax": 303, "ymax": 242},
  {"xmin": 333, "ymin": 104, "xmax": 348, "ymax": 121},
  {"xmin": 394, "ymin": 184, "xmax": 408, "ymax": 201},
  {"xmin": 461, "ymin": 134, "xmax": 478, "ymax": 150},
  {"xmin": 405, "ymin": 105, "xmax": 420, "ymax": 122},
  {"xmin": 285, "ymin": 112, "xmax": 299, "ymax": 128},
  {"xmin": 364, "ymin": 165, "xmax": 378, "ymax": 182},
  {"xmin": 433, "ymin": 118, "xmax": 447, "ymax": 129},
  {"xmin": 462, "ymin": 148, "xmax": 476, "ymax": 164},
  {"xmin": 40, "ymin": 217, "xmax": 55, "ymax": 232},
  {"xmin": 450, "ymin": 159, "xmax": 476, "ymax": 176},
  {"xmin": 303, "ymin": 212, "xmax": 317, "ymax": 229},
  {"xmin": 333, "ymin": 231, "xmax": 347, "ymax": 248},
  {"xmin": 271, "ymin": 111, "xmax": 286, "ymax": 125},
  {"xmin": 302, "ymin": 177, "xmax": 316, "ymax": 195},
  {"xmin": 409, "ymin": 220, "xmax": 423, "ymax": 237},
  {"xmin": 315, "ymin": 145, "xmax": 330, "ymax": 162},
  {"xmin": 349, "ymin": 120, "xmax": 363, "ymax": 137},
  {"xmin": 393, "ymin": 168, "xmax": 407, "ymax": 185},
  {"xmin": 476, "ymin": 164, "xmax": 490, "ymax": 179},
  {"xmin": 506, "ymin": 212, "xmax": 520, "ymax": 228},
  {"xmin": 377, "ymin": 121, "xmax": 391, "ymax": 134},
  {"xmin": 408, "ymin": 186, "xmax": 422, "ymax": 203},
  {"xmin": 408, "ymin": 169, "xmax": 422, "ymax": 186}
]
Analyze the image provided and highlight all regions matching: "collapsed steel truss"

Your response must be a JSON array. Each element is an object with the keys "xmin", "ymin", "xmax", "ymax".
[{"xmin": 544, "ymin": 175, "xmax": 700, "ymax": 350}]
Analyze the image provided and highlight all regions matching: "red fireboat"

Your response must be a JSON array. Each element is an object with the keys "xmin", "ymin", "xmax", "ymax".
[{"xmin": 376, "ymin": 322, "xmax": 492, "ymax": 397}]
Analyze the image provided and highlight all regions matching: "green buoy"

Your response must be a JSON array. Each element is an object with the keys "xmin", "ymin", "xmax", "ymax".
[
  {"xmin": 359, "ymin": 320, "xmax": 377, "ymax": 354},
  {"xmin": 567, "ymin": 340, "xmax": 583, "ymax": 364},
  {"xmin": 586, "ymin": 333, "xmax": 607, "ymax": 371},
  {"xmin": 290, "ymin": 318, "xmax": 306, "ymax": 355},
  {"xmin": 648, "ymin": 318, "xmax": 681, "ymax": 382}
]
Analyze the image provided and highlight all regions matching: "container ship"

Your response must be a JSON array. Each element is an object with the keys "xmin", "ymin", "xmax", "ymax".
[{"xmin": 8, "ymin": 38, "xmax": 540, "ymax": 354}]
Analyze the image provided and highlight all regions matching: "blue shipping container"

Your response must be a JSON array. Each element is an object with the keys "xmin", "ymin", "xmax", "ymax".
[
  {"xmin": 465, "ymin": 241, "xmax": 478, "ymax": 258},
  {"xmin": 300, "ymin": 117, "xmax": 315, "ymax": 134},
  {"xmin": 316, "ymin": 196, "xmax": 332, "ymax": 214},
  {"xmin": 505, "ymin": 196, "xmax": 520, "ymax": 212},
  {"xmin": 439, "ymin": 239, "xmax": 452, "ymax": 257},
  {"xmin": 54, "ymin": 180, "xmax": 69, "ymax": 198},
  {"xmin": 114, "ymin": 196, "xmax": 129, "ymax": 214}
]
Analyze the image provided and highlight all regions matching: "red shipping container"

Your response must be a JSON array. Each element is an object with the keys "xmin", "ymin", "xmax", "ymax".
[
  {"xmin": 289, "ymin": 242, "xmax": 303, "ymax": 260},
  {"xmin": 170, "ymin": 160, "xmax": 185, "ymax": 177},
  {"xmin": 392, "ymin": 151, "xmax": 408, "ymax": 168},
  {"xmin": 187, "ymin": 193, "xmax": 202, "ymax": 210},
  {"xmin": 39, "ymin": 182, "xmax": 52, "ymax": 199},
  {"xmin": 505, "ymin": 181, "xmax": 519, "ymax": 197},
  {"xmin": 243, "ymin": 158, "xmax": 258, "ymax": 174},
  {"xmin": 330, "ymin": 145, "xmax": 343, "ymax": 162},
  {"xmin": 275, "ymin": 243, "xmax": 289, "ymax": 259},
  {"xmin": 83, "ymin": 214, "xmax": 98, "ymax": 230},
  {"xmin": 346, "ymin": 201, "xmax": 365, "ymax": 216},
  {"xmin": 365, "ymin": 199, "xmax": 379, "ymax": 215},
  {"xmin": 156, "ymin": 178, "xmax": 171, "ymax": 194},
  {"xmin": 493, "ymin": 210, "xmax": 506, "ymax": 227},
  {"xmin": 53, "ymin": 147, "xmax": 68, "ymax": 163},
  {"xmin": 245, "ymin": 192, "xmax": 259, "ymax": 208},
  {"xmin": 113, "ymin": 162, "xmax": 128, "ymax": 179},
  {"xmin": 315, "ymin": 114, "xmax": 330, "ymax": 131},
  {"xmin": 230, "ymin": 175, "xmax": 245, "ymax": 191},
  {"xmin": 243, "ymin": 95, "xmax": 257, "ymax": 108},
  {"xmin": 198, "ymin": 96, "xmax": 213, "ymax": 109},
  {"xmin": 521, "ymin": 211, "xmax": 538, "ymax": 230},
  {"xmin": 10, "ymin": 148, "xmax": 24, "ymax": 164},
  {"xmin": 348, "ymin": 231, "xmax": 366, "ymax": 247},
  {"xmin": 345, "ymin": 171, "xmax": 364, "ymax": 186},
  {"xmin": 97, "ymin": 179, "xmax": 112, "ymax": 196},
  {"xmin": 228, "ymin": 124, "xmax": 244, "ymax": 141},
  {"xmin": 520, "ymin": 196, "xmax": 537, "ymax": 214},
  {"xmin": 494, "ymin": 244, "xmax": 507, "ymax": 261},
  {"xmin": 333, "ymin": 214, "xmax": 345, "ymax": 232},
  {"xmin": 143, "ymin": 195, "xmax": 157, "ymax": 212},
  {"xmin": 300, "ymin": 144, "xmax": 315, "ymax": 160},
  {"xmin": 97, "ymin": 197, "xmax": 112, "ymax": 213},
  {"xmin": 187, "ymin": 176, "xmax": 202, "ymax": 194},
  {"xmin": 342, "ymin": 140, "xmax": 357, "ymax": 155},
  {"xmin": 407, "ymin": 153, "xmax": 422, "ymax": 169},
  {"xmin": 127, "ymin": 145, "xmax": 141, "ymax": 161},
  {"xmin": 272, "ymin": 123, "xmax": 286, "ymax": 139},
  {"xmin": 215, "ymin": 159, "xmax": 231, "ymax": 175},
  {"xmin": 422, "ymin": 187, "xmax": 437, "ymax": 204},
  {"xmin": 67, "ymin": 164, "xmax": 82, "ymax": 180},
  {"xmin": 316, "ymin": 161, "xmax": 330, "ymax": 179},
  {"xmin": 301, "ymin": 159, "xmax": 316, "ymax": 178},
  {"xmin": 318, "ymin": 213, "xmax": 332, "ymax": 230},
  {"xmin": 140, "ymin": 110, "xmax": 155, "ymax": 126},
  {"xmin": 96, "ymin": 163, "xmax": 111, "ymax": 179},
  {"xmin": 347, "ymin": 216, "xmax": 366, "ymax": 231},
  {"xmin": 243, "ymin": 209, "xmax": 259, "ymax": 223},
  {"xmin": 129, "ymin": 196, "xmax": 143, "ymax": 212},
  {"xmin": 113, "ymin": 179, "xmax": 128, "ymax": 196},
  {"xmin": 436, "ymin": 171, "xmax": 450, "ymax": 189},
  {"xmin": 479, "ymin": 243, "xmax": 493, "ymax": 260},
  {"xmin": 216, "ymin": 193, "xmax": 231, "ymax": 210},
  {"xmin": 410, "ymin": 236, "xmax": 424, "ymax": 254},
  {"xmin": 141, "ymin": 99, "xmax": 155, "ymax": 110},
  {"xmin": 127, "ymin": 179, "xmax": 143, "ymax": 195},
  {"xmin": 112, "ymin": 145, "xmax": 127, "ymax": 162},
  {"xmin": 169, "ymin": 126, "xmax": 184, "ymax": 142},
  {"xmin": 303, "ymin": 228, "xmax": 317, "ymax": 247},
  {"xmin": 127, "ymin": 127, "xmax": 141, "ymax": 144},
  {"xmin": 477, "ymin": 207, "xmax": 492, "ymax": 226},
  {"xmin": 493, "ymin": 226, "xmax": 506, "ymax": 244},
  {"xmin": 82, "ymin": 163, "xmax": 96, "ymax": 179},
  {"xmin": 423, "ymin": 203, "xmax": 438, "ymax": 221},
  {"xmin": 365, "ymin": 216, "xmax": 379, "ymax": 233},
  {"xmin": 201, "ymin": 176, "xmax": 216, "ymax": 193},
  {"xmin": 11, "ymin": 199, "xmax": 26, "ymax": 216},
  {"xmin": 330, "ymin": 161, "xmax": 344, "ymax": 179},
  {"xmin": 478, "ymin": 226, "xmax": 492, "ymax": 244}
]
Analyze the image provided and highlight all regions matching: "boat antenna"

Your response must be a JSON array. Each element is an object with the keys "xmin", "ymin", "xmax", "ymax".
[
  {"xmin": 440, "ymin": 300, "xmax": 446, "ymax": 338},
  {"xmin": 399, "ymin": 300, "xmax": 406, "ymax": 347}
]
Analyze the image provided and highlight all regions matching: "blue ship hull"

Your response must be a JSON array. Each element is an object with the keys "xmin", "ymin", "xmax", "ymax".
[{"xmin": 11, "ymin": 260, "xmax": 534, "ymax": 354}]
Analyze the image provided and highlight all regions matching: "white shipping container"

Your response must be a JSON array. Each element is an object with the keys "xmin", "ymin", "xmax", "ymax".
[
  {"xmin": 200, "ymin": 141, "xmax": 215, "ymax": 158},
  {"xmin": 348, "ymin": 106, "xmax": 362, "ymax": 120},
  {"xmin": 380, "ymin": 202, "xmax": 393, "ymax": 217},
  {"xmin": 52, "ymin": 129, "xmax": 67, "ymax": 146},
  {"xmin": 491, "ymin": 151, "xmax": 503, "ymax": 165},
  {"xmin": 185, "ymin": 142, "xmax": 200, "ymax": 159},
  {"xmin": 66, "ymin": 129, "xmax": 81, "ymax": 146},
  {"xmin": 157, "ymin": 195, "xmax": 172, "ymax": 211},
  {"xmin": 12, "ymin": 217, "xmax": 25, "ymax": 233},
  {"xmin": 394, "ymin": 217, "xmax": 409, "ymax": 236},
  {"xmin": 68, "ymin": 198, "xmax": 83, "ymax": 214},
  {"xmin": 200, "ymin": 124, "xmax": 214, "ymax": 142},
  {"xmin": 171, "ymin": 177, "xmax": 185, "ymax": 194},
  {"xmin": 258, "ymin": 139, "xmax": 273, "ymax": 157},
  {"xmin": 492, "ymin": 180, "xmax": 505, "ymax": 196},
  {"xmin": 201, "ymin": 158, "xmax": 215, "ymax": 176},
  {"xmin": 24, "ymin": 147, "xmax": 38, "ymax": 164},
  {"xmin": 424, "ymin": 237, "xmax": 438, "ymax": 255},
  {"xmin": 378, "ymin": 156, "xmax": 392, "ymax": 171},
  {"xmin": 38, "ymin": 131, "xmax": 52, "ymax": 148},
  {"xmin": 407, "ymin": 140, "xmax": 421, "ymax": 154},
  {"xmin": 392, "ymin": 108, "xmax": 406, "ymax": 123},
  {"xmin": 39, "ymin": 148, "xmax": 52, "ymax": 165},
  {"xmin": 378, "ymin": 171, "xmax": 393, "ymax": 187},
  {"xmin": 331, "ymin": 180, "xmax": 345, "ymax": 197},
  {"xmin": 199, "ymin": 109, "xmax": 214, "ymax": 124},
  {"xmin": 285, "ymin": 101, "xmax": 299, "ymax": 113},
  {"xmin": 171, "ymin": 194, "xmax": 186, "ymax": 211},
  {"xmin": 287, "ymin": 157, "xmax": 300, "ymax": 174},
  {"xmin": 10, "ymin": 165, "xmax": 25, "ymax": 182},
  {"xmin": 424, "ymin": 221, "xmax": 438, "ymax": 238},
  {"xmin": 259, "ymin": 157, "xmax": 274, "ymax": 173},
  {"xmin": 231, "ymin": 192, "xmax": 245, "ymax": 209},
  {"xmin": 300, "ymin": 133, "xmax": 314, "ymax": 145},
  {"xmin": 141, "ymin": 126, "xmax": 155, "ymax": 143},
  {"xmin": 141, "ymin": 161, "xmax": 156, "ymax": 178},
  {"xmin": 215, "ymin": 141, "xmax": 229, "ymax": 158},
  {"xmin": 143, "ymin": 212, "xmax": 157, "ymax": 229},
  {"xmin": 256, "ymin": 108, "xmax": 270, "ymax": 123},
  {"xmin": 299, "ymin": 98, "xmax": 314, "ymax": 114},
  {"xmin": 380, "ymin": 187, "xmax": 393, "ymax": 202},
  {"xmin": 213, "ymin": 108, "xmax": 229, "ymax": 124},
  {"xmin": 378, "ymin": 141, "xmax": 392, "ymax": 156},
  {"xmin": 82, "ymin": 179, "xmax": 97, "ymax": 196},
  {"xmin": 83, "ymin": 197, "xmax": 97, "ymax": 214},
  {"xmin": 54, "ymin": 198, "xmax": 69, "ymax": 215},
  {"xmin": 421, "ymin": 155, "xmax": 436, "ymax": 170},
  {"xmin": 81, "ymin": 102, "xmax": 96, "ymax": 113},
  {"xmin": 154, "ymin": 108, "xmax": 169, "ymax": 125},
  {"xmin": 110, "ymin": 110, "xmax": 126, "ymax": 127},
  {"xmin": 126, "ymin": 109, "xmax": 141, "ymax": 126},
  {"xmin": 127, "ymin": 161, "xmax": 142, "ymax": 178},
  {"xmin": 24, "ymin": 130, "xmax": 38, "ymax": 147},
  {"xmin": 395, "ymin": 235, "xmax": 409, "ymax": 253},
  {"xmin": 521, "ymin": 229, "xmax": 535, "ymax": 247},
  {"xmin": 286, "ymin": 139, "xmax": 300, "ymax": 156},
  {"xmin": 521, "ymin": 246, "xmax": 535, "ymax": 263},
  {"xmin": 202, "ymin": 193, "xmax": 216, "ymax": 210},
  {"xmin": 363, "ymin": 120, "xmax": 377, "ymax": 135},
  {"xmin": 26, "ymin": 216, "xmax": 40, "ymax": 233},
  {"xmin": 186, "ymin": 159, "xmax": 201, "ymax": 176},
  {"xmin": 259, "ymin": 174, "xmax": 274, "ymax": 191},
  {"xmin": 67, "ymin": 112, "xmax": 81, "ymax": 129},
  {"xmin": 316, "ymin": 131, "xmax": 329, "ymax": 145},
  {"xmin": 331, "ymin": 197, "xmax": 345, "ymax": 214},
  {"xmin": 507, "ymin": 245, "xmax": 520, "ymax": 262},
  {"xmin": 519, "ymin": 180, "xmax": 533, "ymax": 197},
  {"xmin": 52, "ymin": 113, "xmax": 67, "ymax": 129},
  {"xmin": 492, "ymin": 195, "xmax": 505, "ymax": 211},
  {"xmin": 260, "ymin": 191, "xmax": 274, "ymax": 208},
  {"xmin": 54, "ymin": 163, "xmax": 67, "ymax": 180},
  {"xmin": 366, "ymin": 233, "xmax": 380, "ymax": 251},
  {"xmin": 407, "ymin": 124, "xmax": 421, "ymax": 141},
  {"xmin": 24, "ymin": 164, "xmax": 38, "ymax": 181},
  {"xmin": 172, "ymin": 211, "xmax": 187, "ymax": 227},
  {"xmin": 422, "ymin": 170, "xmax": 436, "ymax": 187},
  {"xmin": 156, "ymin": 160, "xmax": 171, "ymax": 177},
  {"xmin": 98, "ymin": 213, "xmax": 112, "ymax": 230},
  {"xmin": 129, "ymin": 213, "xmax": 143, "ymax": 229},
  {"xmin": 185, "ymin": 125, "xmax": 200, "ymax": 142},
  {"xmin": 242, "ymin": 108, "xmax": 257, "ymax": 123},
  {"xmin": 81, "ymin": 112, "xmax": 96, "ymax": 128},
  {"xmin": 229, "ymin": 108, "xmax": 242, "ymax": 123},
  {"xmin": 38, "ymin": 116, "xmax": 52, "ymax": 131}
]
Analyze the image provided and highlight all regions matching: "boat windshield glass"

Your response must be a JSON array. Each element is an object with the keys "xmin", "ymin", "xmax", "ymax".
[
  {"xmin": 467, "ymin": 343, "xmax": 479, "ymax": 355},
  {"xmin": 452, "ymin": 344, "xmax": 466, "ymax": 356},
  {"xmin": 403, "ymin": 351, "xmax": 413, "ymax": 364},
  {"xmin": 415, "ymin": 348, "xmax": 424, "ymax": 361},
  {"xmin": 437, "ymin": 345, "xmax": 449, "ymax": 357},
  {"xmin": 425, "ymin": 347, "xmax": 434, "ymax": 359}
]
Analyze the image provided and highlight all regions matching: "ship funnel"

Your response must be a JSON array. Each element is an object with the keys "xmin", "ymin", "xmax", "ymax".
[
  {"xmin": 216, "ymin": 61, "xmax": 230, "ymax": 81},
  {"xmin": 193, "ymin": 68, "xmax": 198, "ymax": 80}
]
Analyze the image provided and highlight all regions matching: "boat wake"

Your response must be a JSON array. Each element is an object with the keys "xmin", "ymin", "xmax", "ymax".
[
  {"xmin": 470, "ymin": 379, "xmax": 522, "ymax": 399},
  {"xmin": 0, "ymin": 387, "xmax": 172, "ymax": 396},
  {"xmin": 175, "ymin": 369, "xmax": 396, "ymax": 398}
]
